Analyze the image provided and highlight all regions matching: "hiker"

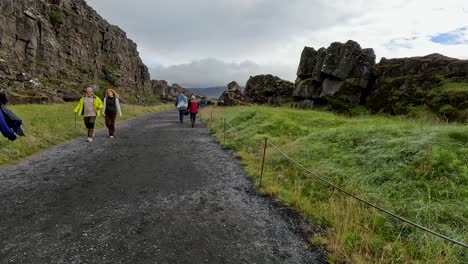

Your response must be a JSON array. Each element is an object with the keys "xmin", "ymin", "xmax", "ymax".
[
  {"xmin": 102, "ymin": 88, "xmax": 122, "ymax": 139},
  {"xmin": 0, "ymin": 91, "xmax": 25, "ymax": 141},
  {"xmin": 73, "ymin": 87, "xmax": 103, "ymax": 142},
  {"xmin": 175, "ymin": 90, "xmax": 188, "ymax": 123},
  {"xmin": 187, "ymin": 95, "xmax": 199, "ymax": 127}
]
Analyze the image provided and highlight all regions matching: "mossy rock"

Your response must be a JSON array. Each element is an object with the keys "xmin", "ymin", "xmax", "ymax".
[{"xmin": 446, "ymin": 109, "xmax": 468, "ymax": 122}]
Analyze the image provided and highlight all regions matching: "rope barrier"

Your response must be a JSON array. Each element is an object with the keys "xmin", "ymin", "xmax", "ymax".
[
  {"xmin": 267, "ymin": 140, "xmax": 467, "ymax": 248},
  {"xmin": 221, "ymin": 116, "xmax": 468, "ymax": 249}
]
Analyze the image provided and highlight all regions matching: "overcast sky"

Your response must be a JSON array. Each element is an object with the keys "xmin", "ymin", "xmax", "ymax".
[{"xmin": 86, "ymin": 0, "xmax": 468, "ymax": 88}]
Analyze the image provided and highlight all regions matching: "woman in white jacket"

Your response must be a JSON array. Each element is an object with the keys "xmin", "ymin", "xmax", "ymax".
[{"xmin": 102, "ymin": 89, "xmax": 122, "ymax": 139}]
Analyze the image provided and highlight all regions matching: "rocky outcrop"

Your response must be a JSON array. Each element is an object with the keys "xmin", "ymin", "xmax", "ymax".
[
  {"xmin": 368, "ymin": 54, "xmax": 468, "ymax": 121},
  {"xmin": 219, "ymin": 81, "xmax": 246, "ymax": 106},
  {"xmin": 292, "ymin": 40, "xmax": 467, "ymax": 121},
  {"xmin": 150, "ymin": 80, "xmax": 184, "ymax": 102},
  {"xmin": 294, "ymin": 40, "xmax": 376, "ymax": 107},
  {"xmin": 0, "ymin": 0, "xmax": 152, "ymax": 103},
  {"xmin": 244, "ymin": 74, "xmax": 294, "ymax": 105}
]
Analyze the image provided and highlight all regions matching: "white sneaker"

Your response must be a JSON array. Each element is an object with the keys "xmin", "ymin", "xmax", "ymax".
[
  {"xmin": 109, "ymin": 136, "xmax": 114, "ymax": 139},
  {"xmin": 87, "ymin": 137, "xmax": 93, "ymax": 142}
]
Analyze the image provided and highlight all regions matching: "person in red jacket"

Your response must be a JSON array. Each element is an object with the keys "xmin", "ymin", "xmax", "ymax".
[{"xmin": 187, "ymin": 95, "xmax": 199, "ymax": 128}]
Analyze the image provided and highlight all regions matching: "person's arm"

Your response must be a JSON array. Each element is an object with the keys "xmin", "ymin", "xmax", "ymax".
[
  {"xmin": 73, "ymin": 97, "xmax": 82, "ymax": 113},
  {"xmin": 175, "ymin": 97, "xmax": 179, "ymax": 107},
  {"xmin": 102, "ymin": 97, "xmax": 106, "ymax": 116},
  {"xmin": 97, "ymin": 97, "xmax": 103, "ymax": 111},
  {"xmin": 0, "ymin": 109, "xmax": 16, "ymax": 141},
  {"xmin": 73, "ymin": 97, "xmax": 84, "ymax": 115},
  {"xmin": 116, "ymin": 98, "xmax": 122, "ymax": 117},
  {"xmin": 95, "ymin": 96, "xmax": 103, "ymax": 117}
]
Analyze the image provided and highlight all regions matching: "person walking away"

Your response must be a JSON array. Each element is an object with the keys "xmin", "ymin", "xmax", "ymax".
[
  {"xmin": 0, "ymin": 91, "xmax": 25, "ymax": 141},
  {"xmin": 73, "ymin": 87, "xmax": 103, "ymax": 142},
  {"xmin": 175, "ymin": 91, "xmax": 188, "ymax": 123},
  {"xmin": 102, "ymin": 89, "xmax": 122, "ymax": 139},
  {"xmin": 188, "ymin": 95, "xmax": 199, "ymax": 127}
]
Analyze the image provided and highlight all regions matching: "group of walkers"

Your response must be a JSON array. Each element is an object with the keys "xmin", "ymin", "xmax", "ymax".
[
  {"xmin": 74, "ymin": 87, "xmax": 122, "ymax": 142},
  {"xmin": 175, "ymin": 91, "xmax": 199, "ymax": 127},
  {"xmin": 75, "ymin": 88, "xmax": 201, "ymax": 143},
  {"xmin": 1, "ymin": 87, "xmax": 203, "ymax": 143}
]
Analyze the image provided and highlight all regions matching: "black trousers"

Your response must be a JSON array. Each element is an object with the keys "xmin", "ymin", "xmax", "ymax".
[
  {"xmin": 83, "ymin": 116, "xmax": 96, "ymax": 137},
  {"xmin": 105, "ymin": 114, "xmax": 116, "ymax": 136},
  {"xmin": 190, "ymin": 113, "xmax": 197, "ymax": 124}
]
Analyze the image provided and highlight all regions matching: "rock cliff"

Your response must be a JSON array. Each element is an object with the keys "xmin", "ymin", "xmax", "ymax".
[
  {"xmin": 0, "ymin": 0, "xmax": 152, "ymax": 103},
  {"xmin": 293, "ymin": 40, "xmax": 468, "ymax": 121}
]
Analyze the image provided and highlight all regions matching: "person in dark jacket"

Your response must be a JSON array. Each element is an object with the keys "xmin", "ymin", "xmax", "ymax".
[
  {"xmin": 0, "ymin": 91, "xmax": 25, "ymax": 141},
  {"xmin": 102, "ymin": 89, "xmax": 122, "ymax": 139},
  {"xmin": 187, "ymin": 95, "xmax": 199, "ymax": 128}
]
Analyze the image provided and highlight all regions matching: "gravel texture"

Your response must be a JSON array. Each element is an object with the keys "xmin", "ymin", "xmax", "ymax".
[{"xmin": 0, "ymin": 110, "xmax": 325, "ymax": 264}]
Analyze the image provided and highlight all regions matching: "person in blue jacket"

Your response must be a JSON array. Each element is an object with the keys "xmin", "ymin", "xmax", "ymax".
[
  {"xmin": 174, "ymin": 91, "xmax": 188, "ymax": 123},
  {"xmin": 0, "ymin": 91, "xmax": 25, "ymax": 141}
]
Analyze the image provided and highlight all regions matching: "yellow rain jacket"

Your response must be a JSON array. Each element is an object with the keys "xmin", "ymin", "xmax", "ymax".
[{"xmin": 73, "ymin": 95, "xmax": 103, "ymax": 117}]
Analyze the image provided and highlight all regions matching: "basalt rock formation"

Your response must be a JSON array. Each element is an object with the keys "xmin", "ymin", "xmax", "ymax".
[
  {"xmin": 244, "ymin": 74, "xmax": 294, "ymax": 105},
  {"xmin": 219, "ymin": 81, "xmax": 246, "ymax": 106},
  {"xmin": 368, "ymin": 54, "xmax": 468, "ymax": 121},
  {"xmin": 150, "ymin": 80, "xmax": 185, "ymax": 102},
  {"xmin": 0, "ymin": 0, "xmax": 152, "ymax": 103},
  {"xmin": 292, "ymin": 40, "xmax": 468, "ymax": 121},
  {"xmin": 294, "ymin": 40, "xmax": 376, "ymax": 108}
]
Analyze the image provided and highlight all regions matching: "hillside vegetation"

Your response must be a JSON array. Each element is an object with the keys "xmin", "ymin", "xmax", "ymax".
[
  {"xmin": 202, "ymin": 106, "xmax": 467, "ymax": 263},
  {"xmin": 0, "ymin": 102, "xmax": 173, "ymax": 167}
]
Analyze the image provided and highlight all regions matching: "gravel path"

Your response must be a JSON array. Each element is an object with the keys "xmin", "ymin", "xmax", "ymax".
[{"xmin": 0, "ymin": 110, "xmax": 325, "ymax": 264}]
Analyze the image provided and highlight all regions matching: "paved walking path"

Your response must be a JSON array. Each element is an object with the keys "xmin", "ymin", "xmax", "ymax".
[{"xmin": 0, "ymin": 110, "xmax": 324, "ymax": 263}]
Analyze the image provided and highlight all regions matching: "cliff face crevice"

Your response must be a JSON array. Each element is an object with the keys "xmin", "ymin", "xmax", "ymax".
[{"xmin": 0, "ymin": 0, "xmax": 152, "ymax": 103}]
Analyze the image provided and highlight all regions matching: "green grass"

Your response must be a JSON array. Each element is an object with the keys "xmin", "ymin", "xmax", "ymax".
[
  {"xmin": 0, "ymin": 102, "xmax": 173, "ymax": 167},
  {"xmin": 439, "ymin": 81, "xmax": 468, "ymax": 93},
  {"xmin": 202, "ymin": 106, "xmax": 468, "ymax": 264}
]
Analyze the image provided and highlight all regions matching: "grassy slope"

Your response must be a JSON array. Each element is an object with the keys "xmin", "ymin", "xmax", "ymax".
[
  {"xmin": 202, "ymin": 106, "xmax": 467, "ymax": 264},
  {"xmin": 0, "ymin": 102, "xmax": 173, "ymax": 167}
]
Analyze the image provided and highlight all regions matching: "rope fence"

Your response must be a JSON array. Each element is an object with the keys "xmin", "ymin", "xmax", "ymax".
[{"xmin": 218, "ymin": 114, "xmax": 468, "ymax": 249}]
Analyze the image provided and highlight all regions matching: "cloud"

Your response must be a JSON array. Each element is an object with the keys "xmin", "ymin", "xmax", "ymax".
[
  {"xmin": 150, "ymin": 58, "xmax": 295, "ymax": 88},
  {"xmin": 86, "ymin": 0, "xmax": 468, "ymax": 86}
]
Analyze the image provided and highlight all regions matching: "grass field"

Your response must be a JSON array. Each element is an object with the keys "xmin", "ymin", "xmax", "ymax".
[
  {"xmin": 0, "ymin": 102, "xmax": 173, "ymax": 167},
  {"xmin": 201, "ymin": 106, "xmax": 468, "ymax": 264}
]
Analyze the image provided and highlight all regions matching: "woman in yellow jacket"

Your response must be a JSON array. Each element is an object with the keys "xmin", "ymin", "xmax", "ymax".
[{"xmin": 73, "ymin": 87, "xmax": 103, "ymax": 142}]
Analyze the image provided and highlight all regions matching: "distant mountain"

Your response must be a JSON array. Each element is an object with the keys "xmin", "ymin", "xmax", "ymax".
[{"xmin": 187, "ymin": 87, "xmax": 226, "ymax": 99}]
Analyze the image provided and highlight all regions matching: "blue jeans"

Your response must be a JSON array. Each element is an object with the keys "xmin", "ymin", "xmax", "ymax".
[{"xmin": 179, "ymin": 109, "xmax": 185, "ymax": 123}]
